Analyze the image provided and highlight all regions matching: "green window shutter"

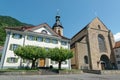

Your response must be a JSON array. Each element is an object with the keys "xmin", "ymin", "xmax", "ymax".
[
  {"xmin": 34, "ymin": 36, "xmax": 36, "ymax": 40},
  {"xmin": 50, "ymin": 39, "xmax": 52, "ymax": 43},
  {"xmin": 35, "ymin": 37, "xmax": 37, "ymax": 41},
  {"xmin": 23, "ymin": 59, "xmax": 26, "ymax": 63},
  {"xmin": 6, "ymin": 58, "xmax": 10, "ymax": 63},
  {"xmin": 41, "ymin": 37, "xmax": 43, "ymax": 42},
  {"xmin": 12, "ymin": 33, "xmax": 15, "ymax": 38},
  {"xmin": 43, "ymin": 37, "xmax": 45, "ymax": 42},
  {"xmin": 27, "ymin": 35, "xmax": 30, "ymax": 40},
  {"xmin": 20, "ymin": 34, "xmax": 22, "ymax": 39},
  {"xmin": 9, "ymin": 44, "xmax": 13, "ymax": 50},
  {"xmin": 15, "ymin": 58, "xmax": 18, "ymax": 63},
  {"xmin": 27, "ymin": 35, "xmax": 28, "ymax": 39}
]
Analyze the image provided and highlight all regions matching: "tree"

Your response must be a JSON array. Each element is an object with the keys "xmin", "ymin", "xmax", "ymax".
[
  {"xmin": 14, "ymin": 45, "xmax": 47, "ymax": 68},
  {"xmin": 48, "ymin": 48, "xmax": 73, "ymax": 69}
]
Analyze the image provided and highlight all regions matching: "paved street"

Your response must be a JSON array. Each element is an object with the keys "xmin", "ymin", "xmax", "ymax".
[{"xmin": 0, "ymin": 73, "xmax": 120, "ymax": 80}]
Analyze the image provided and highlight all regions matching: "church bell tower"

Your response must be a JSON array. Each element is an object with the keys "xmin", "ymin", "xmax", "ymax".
[{"xmin": 52, "ymin": 14, "xmax": 63, "ymax": 36}]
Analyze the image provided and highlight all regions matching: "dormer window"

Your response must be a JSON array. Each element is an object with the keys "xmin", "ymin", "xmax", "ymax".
[{"xmin": 41, "ymin": 30, "xmax": 47, "ymax": 34}]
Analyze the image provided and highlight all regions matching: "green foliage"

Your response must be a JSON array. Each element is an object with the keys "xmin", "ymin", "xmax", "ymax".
[
  {"xmin": 0, "ymin": 68, "xmax": 38, "ymax": 72},
  {"xmin": 0, "ymin": 15, "xmax": 32, "ymax": 46},
  {"xmin": 14, "ymin": 45, "xmax": 47, "ymax": 68},
  {"xmin": 14, "ymin": 46, "xmax": 47, "ymax": 60},
  {"xmin": 48, "ymin": 47, "xmax": 73, "ymax": 69},
  {"xmin": 48, "ymin": 48, "xmax": 73, "ymax": 62}
]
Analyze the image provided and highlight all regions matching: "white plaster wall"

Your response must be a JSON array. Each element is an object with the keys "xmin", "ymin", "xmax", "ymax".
[{"xmin": 3, "ymin": 33, "xmax": 24, "ymax": 68}]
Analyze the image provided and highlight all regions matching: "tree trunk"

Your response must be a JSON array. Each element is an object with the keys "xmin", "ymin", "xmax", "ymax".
[
  {"xmin": 58, "ymin": 61, "xmax": 62, "ymax": 70},
  {"xmin": 31, "ymin": 59, "xmax": 36, "ymax": 69}
]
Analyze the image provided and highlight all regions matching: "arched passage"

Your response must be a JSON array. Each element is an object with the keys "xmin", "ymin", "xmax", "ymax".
[{"xmin": 100, "ymin": 55, "xmax": 112, "ymax": 70}]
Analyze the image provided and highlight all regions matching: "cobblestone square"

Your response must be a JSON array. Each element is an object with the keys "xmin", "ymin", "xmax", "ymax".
[{"xmin": 0, "ymin": 73, "xmax": 120, "ymax": 80}]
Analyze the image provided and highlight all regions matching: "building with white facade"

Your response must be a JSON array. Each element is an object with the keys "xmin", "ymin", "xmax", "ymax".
[
  {"xmin": 0, "ymin": 15, "xmax": 71, "ymax": 69},
  {"xmin": 114, "ymin": 41, "xmax": 120, "ymax": 69}
]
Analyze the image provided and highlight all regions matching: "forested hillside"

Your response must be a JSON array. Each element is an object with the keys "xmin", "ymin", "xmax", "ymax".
[{"xmin": 0, "ymin": 15, "xmax": 32, "ymax": 46}]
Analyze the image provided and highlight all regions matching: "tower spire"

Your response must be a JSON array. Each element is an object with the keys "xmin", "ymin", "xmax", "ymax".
[
  {"xmin": 52, "ymin": 10, "xmax": 64, "ymax": 36},
  {"xmin": 53, "ymin": 10, "xmax": 63, "ymax": 28}
]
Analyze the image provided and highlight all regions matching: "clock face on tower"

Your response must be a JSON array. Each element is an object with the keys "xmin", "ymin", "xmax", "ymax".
[{"xmin": 41, "ymin": 30, "xmax": 47, "ymax": 34}]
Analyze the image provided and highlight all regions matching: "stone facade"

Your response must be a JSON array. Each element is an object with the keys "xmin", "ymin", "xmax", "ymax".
[
  {"xmin": 114, "ymin": 41, "xmax": 120, "ymax": 69},
  {"xmin": 71, "ymin": 17, "xmax": 116, "ymax": 70}
]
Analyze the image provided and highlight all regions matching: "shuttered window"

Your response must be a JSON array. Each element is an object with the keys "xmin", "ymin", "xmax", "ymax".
[{"xmin": 9, "ymin": 44, "xmax": 20, "ymax": 51}]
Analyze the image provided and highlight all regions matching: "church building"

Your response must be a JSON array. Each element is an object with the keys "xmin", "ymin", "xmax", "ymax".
[
  {"xmin": 0, "ymin": 15, "xmax": 71, "ymax": 69},
  {"xmin": 71, "ymin": 17, "xmax": 116, "ymax": 70}
]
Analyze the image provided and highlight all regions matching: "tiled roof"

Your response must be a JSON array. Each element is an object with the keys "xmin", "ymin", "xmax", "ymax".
[
  {"xmin": 114, "ymin": 41, "xmax": 120, "ymax": 48},
  {"xmin": 5, "ymin": 25, "xmax": 69, "ymax": 40},
  {"xmin": 5, "ymin": 26, "xmax": 35, "ymax": 31},
  {"xmin": 61, "ymin": 36, "xmax": 70, "ymax": 40}
]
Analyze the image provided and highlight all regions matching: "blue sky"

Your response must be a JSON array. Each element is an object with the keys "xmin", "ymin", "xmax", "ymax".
[{"xmin": 0, "ymin": 0, "xmax": 120, "ymax": 41}]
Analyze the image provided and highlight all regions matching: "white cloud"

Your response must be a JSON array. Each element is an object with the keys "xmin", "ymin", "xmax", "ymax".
[{"xmin": 114, "ymin": 32, "xmax": 120, "ymax": 42}]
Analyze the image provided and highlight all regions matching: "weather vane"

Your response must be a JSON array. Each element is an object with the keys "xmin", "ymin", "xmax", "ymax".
[{"xmin": 57, "ymin": 9, "xmax": 60, "ymax": 16}]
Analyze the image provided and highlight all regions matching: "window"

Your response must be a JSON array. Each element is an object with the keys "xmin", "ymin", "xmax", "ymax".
[
  {"xmin": 115, "ymin": 49, "xmax": 118, "ymax": 52},
  {"xmin": 7, "ymin": 57, "xmax": 18, "ymax": 63},
  {"xmin": 27, "ymin": 35, "xmax": 35, "ymax": 40},
  {"xmin": 84, "ymin": 56, "xmax": 88, "ymax": 64},
  {"xmin": 51, "ymin": 61, "xmax": 58, "ymax": 64},
  {"xmin": 45, "ymin": 38, "xmax": 51, "ymax": 43},
  {"xmin": 116, "ymin": 55, "xmax": 120, "ymax": 58},
  {"xmin": 98, "ymin": 25, "xmax": 101, "ymax": 29},
  {"xmin": 117, "ymin": 61, "xmax": 120, "ymax": 64},
  {"xmin": 61, "ymin": 41, "xmax": 67, "ymax": 45},
  {"xmin": 62, "ymin": 61, "xmax": 67, "ymax": 64},
  {"xmin": 22, "ymin": 59, "xmax": 28, "ymax": 63},
  {"xmin": 36, "ymin": 37, "xmax": 43, "ymax": 42},
  {"xmin": 98, "ymin": 34, "xmax": 107, "ymax": 52},
  {"xmin": 41, "ymin": 30, "xmax": 47, "ymax": 34},
  {"xmin": 58, "ymin": 30, "xmax": 61, "ymax": 36},
  {"xmin": 52, "ymin": 39, "xmax": 58, "ymax": 44},
  {"xmin": 9, "ymin": 44, "xmax": 20, "ymax": 51},
  {"xmin": 12, "ymin": 33, "xmax": 22, "ymax": 39}
]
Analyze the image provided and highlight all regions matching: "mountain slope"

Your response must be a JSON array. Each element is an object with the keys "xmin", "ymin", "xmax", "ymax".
[{"xmin": 0, "ymin": 15, "xmax": 32, "ymax": 46}]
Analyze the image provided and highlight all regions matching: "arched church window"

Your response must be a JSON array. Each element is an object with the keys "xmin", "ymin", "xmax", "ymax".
[
  {"xmin": 98, "ymin": 34, "xmax": 107, "ymax": 52},
  {"xmin": 84, "ymin": 56, "xmax": 88, "ymax": 64}
]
